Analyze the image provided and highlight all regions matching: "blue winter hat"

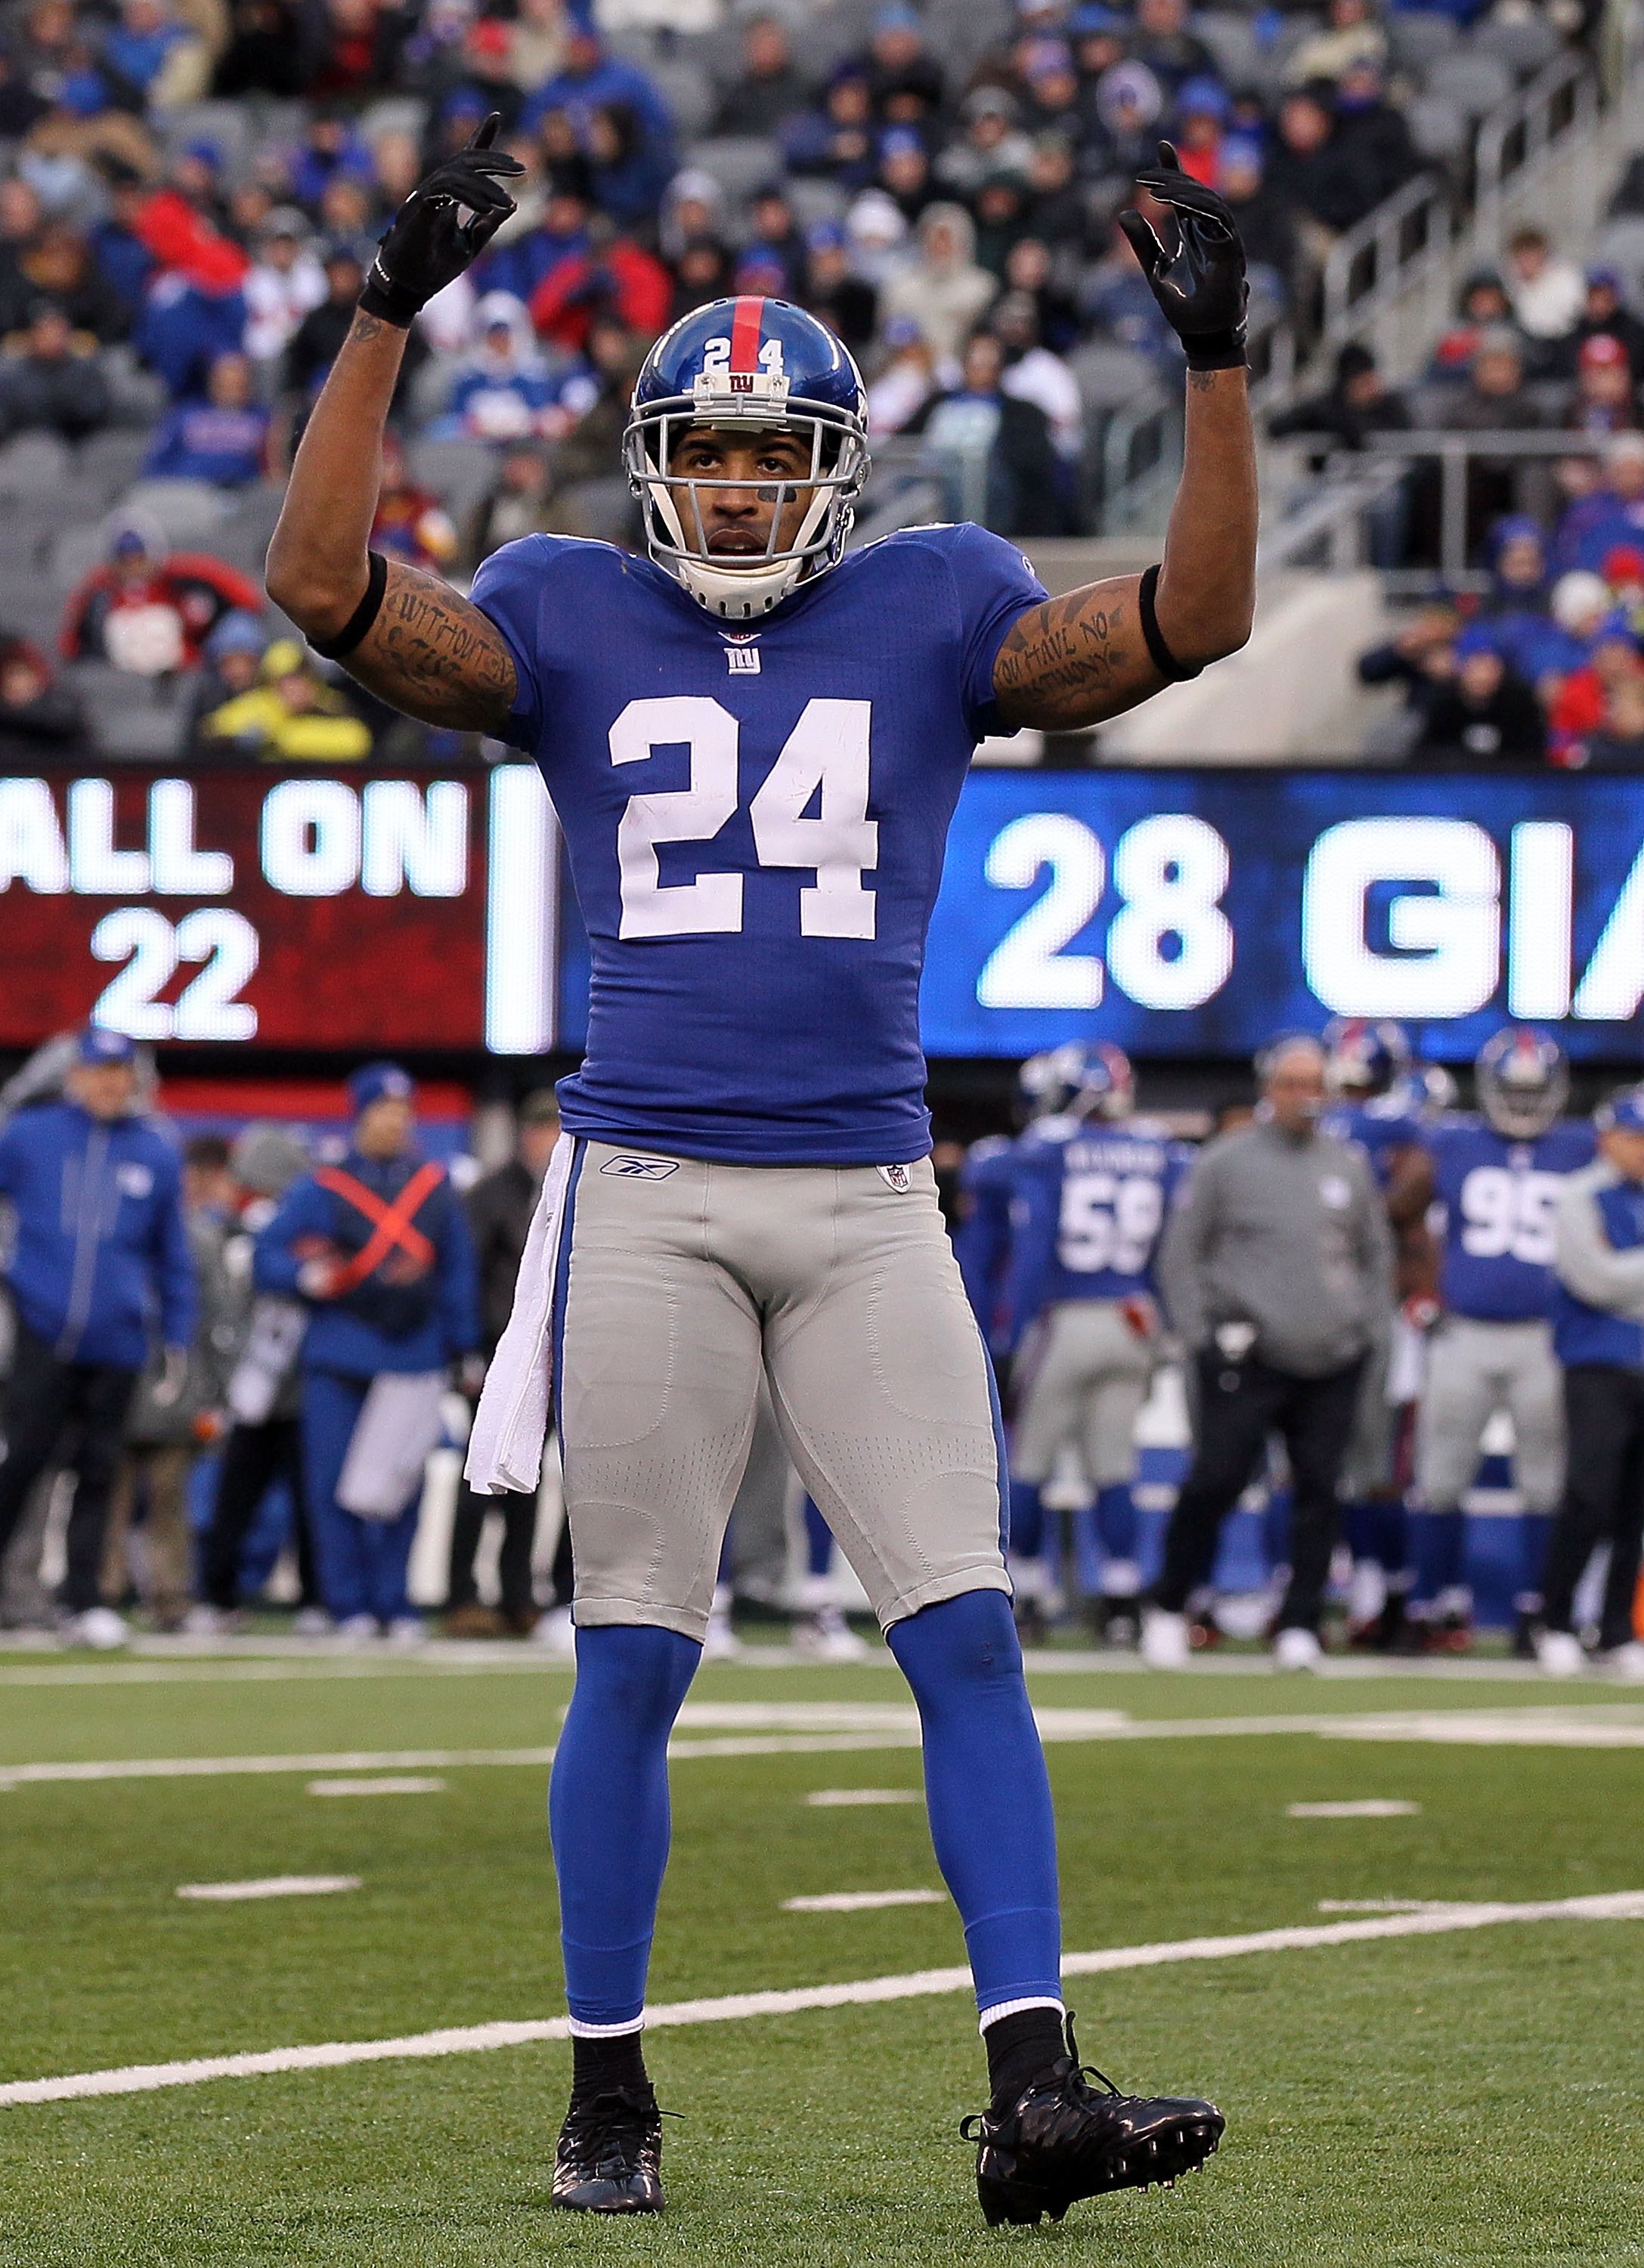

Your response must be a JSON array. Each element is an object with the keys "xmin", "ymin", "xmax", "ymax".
[
  {"xmin": 79, "ymin": 1025, "xmax": 136, "ymax": 1065},
  {"xmin": 204, "ymin": 609, "xmax": 267, "ymax": 660},
  {"xmin": 348, "ymin": 1061, "xmax": 415, "ymax": 1116},
  {"xmin": 1177, "ymin": 74, "xmax": 1231, "ymax": 119},
  {"xmin": 1598, "ymin": 1085, "xmax": 1644, "ymax": 1134}
]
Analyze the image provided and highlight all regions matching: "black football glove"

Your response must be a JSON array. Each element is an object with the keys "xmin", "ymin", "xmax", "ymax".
[
  {"xmin": 1118, "ymin": 140, "xmax": 1248, "ymax": 372},
  {"xmin": 359, "ymin": 113, "xmax": 525, "ymax": 328}
]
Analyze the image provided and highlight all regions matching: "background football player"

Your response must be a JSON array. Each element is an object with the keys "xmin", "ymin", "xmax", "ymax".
[
  {"xmin": 265, "ymin": 116, "xmax": 1254, "ymax": 2228},
  {"xmin": 1001, "ymin": 1043, "xmax": 1190, "ymax": 1644},
  {"xmin": 1395, "ymin": 1029, "xmax": 1590, "ymax": 1653}
]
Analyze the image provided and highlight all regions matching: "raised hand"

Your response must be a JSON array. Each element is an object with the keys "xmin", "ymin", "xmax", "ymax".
[
  {"xmin": 1118, "ymin": 140, "xmax": 1248, "ymax": 371},
  {"xmin": 359, "ymin": 113, "xmax": 525, "ymax": 328}
]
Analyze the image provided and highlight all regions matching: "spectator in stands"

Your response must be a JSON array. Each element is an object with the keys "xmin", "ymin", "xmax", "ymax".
[
  {"xmin": 880, "ymin": 201, "xmax": 996, "ymax": 365},
  {"xmin": 143, "ymin": 349, "xmax": 269, "ymax": 485},
  {"xmin": 525, "ymin": 209, "xmax": 670, "ymax": 353},
  {"xmin": 0, "ymin": 300, "xmax": 112, "ymax": 442},
  {"xmin": 669, "ymin": 231, "xmax": 734, "ymax": 318},
  {"xmin": 88, "ymin": 160, "xmax": 155, "ymax": 327},
  {"xmin": 501, "ymin": 0, "xmax": 565, "ymax": 98},
  {"xmin": 1571, "ymin": 671, "xmax": 1644, "ymax": 767},
  {"xmin": 937, "ymin": 88, "xmax": 1035, "ymax": 201},
  {"xmin": 212, "ymin": 0, "xmax": 305, "ymax": 98},
  {"xmin": 1082, "ymin": 213, "xmax": 1174, "ymax": 363},
  {"xmin": 1085, "ymin": 59, "xmax": 1166, "ymax": 187},
  {"xmin": 0, "ymin": 218, "xmax": 128, "ymax": 343},
  {"xmin": 1554, "ymin": 431, "xmax": 1644, "ymax": 569},
  {"xmin": 199, "ymin": 634, "xmax": 372, "ymax": 761},
  {"xmin": 370, "ymin": 429, "xmax": 457, "ymax": 574},
  {"xmin": 1433, "ymin": 326, "xmax": 1549, "ymax": 550},
  {"xmin": 973, "ymin": 169, "xmax": 1033, "ymax": 279},
  {"xmin": 991, "ymin": 289, "xmax": 1082, "ymax": 460},
  {"xmin": 1566, "ymin": 333, "xmax": 1638, "ymax": 438},
  {"xmin": 865, "ymin": 314, "xmax": 937, "ymax": 434},
  {"xmin": 243, "ymin": 207, "xmax": 325, "ymax": 369},
  {"xmin": 1547, "ymin": 619, "xmax": 1643, "ymax": 761},
  {"xmin": 744, "ymin": 182, "xmax": 805, "ymax": 299},
  {"xmin": 857, "ymin": 2, "xmax": 944, "ymax": 129},
  {"xmin": 1128, "ymin": 0, "xmax": 1216, "ymax": 91},
  {"xmin": 713, "ymin": 14, "xmax": 810, "ymax": 138},
  {"xmin": 1284, "ymin": 0, "xmax": 1389, "ymax": 87},
  {"xmin": 60, "ymin": 519, "xmax": 262, "ymax": 673},
  {"xmin": 1504, "ymin": 225, "xmax": 1586, "ymax": 345},
  {"xmin": 1331, "ymin": 60, "xmax": 1418, "ymax": 212},
  {"xmin": 254, "ymin": 1063, "xmax": 479, "ymax": 1643},
  {"xmin": 1429, "ymin": 268, "xmax": 1517, "ymax": 383},
  {"xmin": 478, "ymin": 155, "xmax": 593, "ymax": 306},
  {"xmin": 1266, "ymin": 83, "xmax": 1386, "ymax": 240},
  {"xmin": 0, "ymin": 631, "xmax": 83, "ymax": 754},
  {"xmin": 1565, "ymin": 266, "xmax": 1644, "ymax": 381},
  {"xmin": 801, "ymin": 221, "xmax": 878, "ymax": 356},
  {"xmin": 466, "ymin": 443, "xmax": 557, "ymax": 566},
  {"xmin": 1002, "ymin": 233, "xmax": 1080, "ymax": 354},
  {"xmin": 1171, "ymin": 76, "xmax": 1228, "ymax": 187},
  {"xmin": 101, "ymin": 0, "xmax": 207, "ymax": 109},
  {"xmin": 1271, "ymin": 340, "xmax": 1412, "ymax": 454},
  {"xmin": 876, "ymin": 127, "xmax": 935, "ymax": 226},
  {"xmin": 436, "ymin": 291, "xmax": 565, "ymax": 442},
  {"xmin": 585, "ymin": 101, "xmax": 670, "ymax": 229},
  {"xmin": 911, "ymin": 327, "xmax": 1068, "ymax": 538},
  {"xmin": 280, "ymin": 240, "xmax": 366, "ymax": 408},
  {"xmin": 0, "ymin": 1027, "xmax": 194, "ymax": 1650},
  {"xmin": 1472, "ymin": 516, "xmax": 1559, "ymax": 662},
  {"xmin": 523, "ymin": 19, "xmax": 676, "ymax": 186},
  {"xmin": 184, "ymin": 607, "xmax": 265, "ymax": 747},
  {"xmin": 444, "ymin": 1089, "xmax": 562, "ymax": 1638},
  {"xmin": 782, "ymin": 66, "xmax": 877, "ymax": 191},
  {"xmin": 1357, "ymin": 598, "xmax": 1464, "ymax": 733},
  {"xmin": 1413, "ymin": 645, "xmax": 1546, "ymax": 764}
]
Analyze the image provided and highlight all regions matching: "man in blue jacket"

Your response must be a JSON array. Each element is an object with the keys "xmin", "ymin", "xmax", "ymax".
[
  {"xmin": 1537, "ymin": 1084, "xmax": 1644, "ymax": 1679},
  {"xmin": 0, "ymin": 1026, "xmax": 195, "ymax": 1647},
  {"xmin": 255, "ymin": 1063, "xmax": 479, "ymax": 1641}
]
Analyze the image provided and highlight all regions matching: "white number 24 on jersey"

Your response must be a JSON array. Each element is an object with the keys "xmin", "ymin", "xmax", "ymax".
[{"xmin": 609, "ymin": 695, "xmax": 878, "ymax": 941}]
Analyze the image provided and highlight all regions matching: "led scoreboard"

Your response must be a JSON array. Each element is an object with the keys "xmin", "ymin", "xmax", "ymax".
[
  {"xmin": 2, "ymin": 762, "xmax": 1640, "ymax": 1062},
  {"xmin": 0, "ymin": 764, "xmax": 558, "ymax": 1053}
]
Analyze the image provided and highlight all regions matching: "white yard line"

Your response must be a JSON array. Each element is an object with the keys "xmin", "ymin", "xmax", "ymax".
[
  {"xmin": 782, "ymin": 1890, "xmax": 946, "ymax": 1913},
  {"xmin": 8, "ymin": 1704, "xmax": 1644, "ymax": 1790},
  {"xmin": 1288, "ymin": 1801, "xmax": 1422, "ymax": 1819},
  {"xmin": 5, "ymin": 1892, "xmax": 1642, "ymax": 2110},
  {"xmin": 306, "ymin": 1777, "xmax": 445, "ymax": 1797},
  {"xmin": 176, "ymin": 1877, "xmax": 361, "ymax": 1901},
  {"xmin": 804, "ymin": 1789, "xmax": 922, "ymax": 1807}
]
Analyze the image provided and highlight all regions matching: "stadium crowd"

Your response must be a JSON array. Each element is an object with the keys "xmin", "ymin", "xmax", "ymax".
[
  {"xmin": 0, "ymin": 0, "xmax": 1611, "ymax": 761},
  {"xmin": 1, "ymin": 1012, "xmax": 1641, "ymax": 1679}
]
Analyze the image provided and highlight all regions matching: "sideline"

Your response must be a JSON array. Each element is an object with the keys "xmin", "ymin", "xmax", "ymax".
[
  {"xmin": 6, "ymin": 1703, "xmax": 1644, "ymax": 1789},
  {"xmin": 5, "ymin": 1892, "xmax": 1642, "ymax": 2109}
]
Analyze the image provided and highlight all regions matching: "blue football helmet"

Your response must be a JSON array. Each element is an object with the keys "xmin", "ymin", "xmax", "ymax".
[
  {"xmin": 624, "ymin": 296, "xmax": 870, "ymax": 621},
  {"xmin": 1323, "ymin": 1017, "xmax": 1413, "ymax": 1102},
  {"xmin": 1475, "ymin": 1027, "xmax": 1568, "ymax": 1139},
  {"xmin": 1018, "ymin": 1041, "xmax": 1135, "ymax": 1123}
]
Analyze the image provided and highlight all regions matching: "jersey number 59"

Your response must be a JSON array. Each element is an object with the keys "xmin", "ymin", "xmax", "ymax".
[
  {"xmin": 1058, "ymin": 1171, "xmax": 1163, "ymax": 1275},
  {"xmin": 609, "ymin": 695, "xmax": 877, "ymax": 941}
]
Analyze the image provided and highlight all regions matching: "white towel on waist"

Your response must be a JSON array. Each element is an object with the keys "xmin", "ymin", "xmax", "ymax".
[{"xmin": 465, "ymin": 1132, "xmax": 573, "ymax": 1497}]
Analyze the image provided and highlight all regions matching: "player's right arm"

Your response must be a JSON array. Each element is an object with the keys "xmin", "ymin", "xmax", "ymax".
[{"xmin": 265, "ymin": 119, "xmax": 525, "ymax": 737}]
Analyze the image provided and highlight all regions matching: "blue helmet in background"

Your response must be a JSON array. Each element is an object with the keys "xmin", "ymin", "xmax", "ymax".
[
  {"xmin": 1019, "ymin": 1041, "xmax": 1135, "ymax": 1123},
  {"xmin": 1322, "ymin": 1016, "xmax": 1413, "ymax": 1102},
  {"xmin": 1476, "ymin": 1026, "xmax": 1568, "ymax": 1139},
  {"xmin": 624, "ymin": 296, "xmax": 869, "ymax": 621}
]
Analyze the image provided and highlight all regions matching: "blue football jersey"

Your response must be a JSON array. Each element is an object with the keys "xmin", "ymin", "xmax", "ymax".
[
  {"xmin": 1428, "ymin": 1115, "xmax": 1596, "ymax": 1321},
  {"xmin": 472, "ymin": 524, "xmax": 1045, "ymax": 1163},
  {"xmin": 1005, "ymin": 1116, "xmax": 1190, "ymax": 1340},
  {"xmin": 1320, "ymin": 1095, "xmax": 1426, "ymax": 1189},
  {"xmin": 954, "ymin": 1133, "xmax": 1017, "ymax": 1349}
]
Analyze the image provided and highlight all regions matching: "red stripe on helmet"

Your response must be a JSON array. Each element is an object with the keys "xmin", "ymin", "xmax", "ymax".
[{"xmin": 729, "ymin": 295, "xmax": 763, "ymax": 375}]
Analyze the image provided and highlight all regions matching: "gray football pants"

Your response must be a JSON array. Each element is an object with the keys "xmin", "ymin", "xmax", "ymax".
[
  {"xmin": 1415, "ymin": 1316, "xmax": 1565, "ymax": 1514},
  {"xmin": 1010, "ymin": 1301, "xmax": 1154, "ymax": 1489},
  {"xmin": 555, "ymin": 1141, "xmax": 1010, "ymax": 1641}
]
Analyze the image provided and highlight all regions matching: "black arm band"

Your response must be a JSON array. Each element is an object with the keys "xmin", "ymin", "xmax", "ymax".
[
  {"xmin": 308, "ymin": 550, "xmax": 389, "ymax": 662},
  {"xmin": 1138, "ymin": 562, "xmax": 1203, "ymax": 682}
]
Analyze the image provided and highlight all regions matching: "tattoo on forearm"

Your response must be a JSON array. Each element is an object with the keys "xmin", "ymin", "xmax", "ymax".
[
  {"xmin": 347, "ymin": 565, "xmax": 518, "ymax": 734},
  {"xmin": 1187, "ymin": 369, "xmax": 1218, "ymax": 392},
  {"xmin": 993, "ymin": 585, "xmax": 1153, "ymax": 730}
]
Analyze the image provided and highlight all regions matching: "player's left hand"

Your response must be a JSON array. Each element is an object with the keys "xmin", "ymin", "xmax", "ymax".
[
  {"xmin": 1119, "ymin": 141, "xmax": 1248, "ymax": 372},
  {"xmin": 152, "ymin": 1346, "xmax": 190, "ymax": 1408}
]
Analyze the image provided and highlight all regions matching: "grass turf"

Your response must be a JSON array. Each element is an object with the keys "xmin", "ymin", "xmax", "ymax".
[{"xmin": 2, "ymin": 1652, "xmax": 1642, "ymax": 2265}]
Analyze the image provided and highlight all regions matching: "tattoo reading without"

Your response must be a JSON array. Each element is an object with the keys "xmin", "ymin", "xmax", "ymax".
[
  {"xmin": 993, "ymin": 585, "xmax": 1150, "ymax": 730},
  {"xmin": 349, "ymin": 564, "xmax": 518, "ymax": 735}
]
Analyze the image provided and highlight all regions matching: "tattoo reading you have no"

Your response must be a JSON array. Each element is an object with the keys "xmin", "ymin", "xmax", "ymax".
[{"xmin": 995, "ymin": 590, "xmax": 1132, "ymax": 730}]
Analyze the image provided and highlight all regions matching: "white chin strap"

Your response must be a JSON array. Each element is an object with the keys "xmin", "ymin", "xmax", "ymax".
[{"xmin": 652, "ymin": 472, "xmax": 838, "ymax": 621}]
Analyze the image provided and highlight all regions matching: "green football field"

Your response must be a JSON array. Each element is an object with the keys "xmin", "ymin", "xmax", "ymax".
[{"xmin": 4, "ymin": 1643, "xmax": 1644, "ymax": 2266}]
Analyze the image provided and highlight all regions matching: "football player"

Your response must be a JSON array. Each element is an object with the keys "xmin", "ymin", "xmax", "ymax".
[
  {"xmin": 266, "ymin": 117, "xmax": 1252, "ymax": 2226},
  {"xmin": 1002, "ymin": 1044, "xmax": 1190, "ymax": 1644},
  {"xmin": 1398, "ymin": 1029, "xmax": 1591, "ymax": 1652},
  {"xmin": 1320, "ymin": 1018, "xmax": 1429, "ymax": 1646}
]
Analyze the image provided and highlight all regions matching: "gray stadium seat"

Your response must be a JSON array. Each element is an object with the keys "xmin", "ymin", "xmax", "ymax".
[
  {"xmin": 65, "ymin": 663, "xmax": 187, "ymax": 762},
  {"xmin": 1469, "ymin": 13, "xmax": 1563, "ymax": 80},
  {"xmin": 687, "ymin": 135, "xmax": 784, "ymax": 203},
  {"xmin": 651, "ymin": 59, "xmax": 716, "ymax": 140},
  {"xmin": 161, "ymin": 101, "xmax": 254, "ymax": 181},
  {"xmin": 1387, "ymin": 10, "xmax": 1461, "ymax": 74},
  {"xmin": 1592, "ymin": 218, "xmax": 1644, "ymax": 304},
  {"xmin": 1424, "ymin": 50, "xmax": 1515, "ymax": 116},
  {"xmin": 1195, "ymin": 11, "xmax": 1261, "ymax": 88},
  {"xmin": 1070, "ymin": 342, "xmax": 1160, "ymax": 412},
  {"xmin": 358, "ymin": 96, "xmax": 429, "ymax": 144},
  {"xmin": 786, "ymin": 178, "xmax": 848, "ymax": 232},
  {"xmin": 0, "ymin": 432, "xmax": 70, "ymax": 496},
  {"xmin": 74, "ymin": 428, "xmax": 151, "ymax": 502},
  {"xmin": 408, "ymin": 437, "xmax": 497, "ymax": 525},
  {"xmin": 1407, "ymin": 94, "xmax": 1469, "ymax": 163},
  {"xmin": 123, "ymin": 479, "xmax": 231, "ymax": 542}
]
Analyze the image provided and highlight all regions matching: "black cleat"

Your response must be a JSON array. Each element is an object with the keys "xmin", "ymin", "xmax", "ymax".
[
  {"xmin": 553, "ymin": 2084, "xmax": 666, "ymax": 2214},
  {"xmin": 961, "ymin": 2015, "xmax": 1224, "ymax": 2227}
]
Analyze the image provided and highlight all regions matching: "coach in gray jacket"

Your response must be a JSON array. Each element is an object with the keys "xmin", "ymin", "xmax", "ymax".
[{"xmin": 1147, "ymin": 1034, "xmax": 1395, "ymax": 1669}]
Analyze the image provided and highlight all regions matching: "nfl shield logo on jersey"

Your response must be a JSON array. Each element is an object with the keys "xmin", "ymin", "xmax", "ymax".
[{"xmin": 877, "ymin": 1163, "xmax": 913, "ymax": 1192}]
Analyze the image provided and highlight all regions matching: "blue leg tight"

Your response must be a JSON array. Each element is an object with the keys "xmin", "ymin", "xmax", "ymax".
[{"xmin": 887, "ymin": 1590, "xmax": 1062, "ymax": 2017}]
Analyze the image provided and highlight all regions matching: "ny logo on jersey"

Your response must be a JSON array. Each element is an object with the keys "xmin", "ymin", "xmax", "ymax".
[{"xmin": 722, "ymin": 636, "xmax": 761, "ymax": 676}]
